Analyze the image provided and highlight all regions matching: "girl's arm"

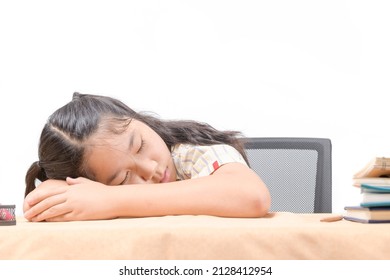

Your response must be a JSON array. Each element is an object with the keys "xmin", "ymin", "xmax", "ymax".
[{"xmin": 24, "ymin": 163, "xmax": 270, "ymax": 222}]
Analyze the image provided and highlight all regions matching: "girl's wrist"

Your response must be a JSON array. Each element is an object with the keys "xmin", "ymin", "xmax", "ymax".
[{"xmin": 105, "ymin": 185, "xmax": 133, "ymax": 218}]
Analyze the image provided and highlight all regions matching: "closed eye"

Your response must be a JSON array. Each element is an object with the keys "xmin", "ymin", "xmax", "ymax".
[
  {"xmin": 138, "ymin": 139, "xmax": 145, "ymax": 153},
  {"xmin": 120, "ymin": 171, "xmax": 130, "ymax": 185}
]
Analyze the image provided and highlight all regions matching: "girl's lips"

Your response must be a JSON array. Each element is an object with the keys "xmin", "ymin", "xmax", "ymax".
[{"xmin": 160, "ymin": 168, "xmax": 170, "ymax": 183}]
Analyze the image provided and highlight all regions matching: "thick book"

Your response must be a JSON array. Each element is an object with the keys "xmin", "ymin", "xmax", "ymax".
[
  {"xmin": 360, "ymin": 192, "xmax": 390, "ymax": 207},
  {"xmin": 359, "ymin": 184, "xmax": 390, "ymax": 207},
  {"xmin": 353, "ymin": 157, "xmax": 390, "ymax": 178},
  {"xmin": 353, "ymin": 177, "xmax": 390, "ymax": 187},
  {"xmin": 344, "ymin": 206, "xmax": 390, "ymax": 223}
]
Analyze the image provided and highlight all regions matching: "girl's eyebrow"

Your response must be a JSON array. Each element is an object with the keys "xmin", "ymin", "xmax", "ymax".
[{"xmin": 128, "ymin": 132, "xmax": 135, "ymax": 151}]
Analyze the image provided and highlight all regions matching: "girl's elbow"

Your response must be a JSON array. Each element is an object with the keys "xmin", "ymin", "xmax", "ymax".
[
  {"xmin": 256, "ymin": 193, "xmax": 271, "ymax": 217},
  {"xmin": 250, "ymin": 182, "xmax": 271, "ymax": 218}
]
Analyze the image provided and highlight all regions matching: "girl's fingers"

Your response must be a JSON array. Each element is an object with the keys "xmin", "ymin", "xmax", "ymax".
[
  {"xmin": 24, "ymin": 192, "xmax": 68, "ymax": 221},
  {"xmin": 32, "ymin": 205, "xmax": 73, "ymax": 222},
  {"xmin": 25, "ymin": 180, "xmax": 69, "ymax": 206}
]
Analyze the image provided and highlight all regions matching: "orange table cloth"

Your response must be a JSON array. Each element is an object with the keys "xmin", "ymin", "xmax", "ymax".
[{"xmin": 1, "ymin": 212, "xmax": 389, "ymax": 260}]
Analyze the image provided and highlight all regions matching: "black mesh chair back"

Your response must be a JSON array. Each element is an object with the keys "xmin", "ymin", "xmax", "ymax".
[{"xmin": 243, "ymin": 138, "xmax": 332, "ymax": 213}]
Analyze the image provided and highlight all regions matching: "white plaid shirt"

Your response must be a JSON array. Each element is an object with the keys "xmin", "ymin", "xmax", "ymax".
[{"xmin": 171, "ymin": 144, "xmax": 248, "ymax": 180}]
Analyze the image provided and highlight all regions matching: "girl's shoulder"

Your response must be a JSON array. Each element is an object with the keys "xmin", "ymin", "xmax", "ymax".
[{"xmin": 171, "ymin": 143, "xmax": 248, "ymax": 180}]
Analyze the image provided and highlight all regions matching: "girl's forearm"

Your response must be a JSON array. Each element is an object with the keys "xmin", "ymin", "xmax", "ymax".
[{"xmin": 108, "ymin": 163, "xmax": 270, "ymax": 218}]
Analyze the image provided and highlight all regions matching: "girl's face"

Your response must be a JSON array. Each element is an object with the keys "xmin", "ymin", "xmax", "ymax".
[{"xmin": 84, "ymin": 119, "xmax": 177, "ymax": 185}]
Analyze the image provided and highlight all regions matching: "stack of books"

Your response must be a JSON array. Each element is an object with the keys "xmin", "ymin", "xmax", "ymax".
[{"xmin": 344, "ymin": 157, "xmax": 390, "ymax": 223}]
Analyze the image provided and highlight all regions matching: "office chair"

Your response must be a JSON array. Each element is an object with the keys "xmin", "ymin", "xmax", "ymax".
[{"xmin": 243, "ymin": 138, "xmax": 332, "ymax": 213}]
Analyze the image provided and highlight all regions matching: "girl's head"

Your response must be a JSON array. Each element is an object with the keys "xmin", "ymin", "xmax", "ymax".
[
  {"xmin": 25, "ymin": 93, "xmax": 248, "ymax": 197},
  {"xmin": 25, "ymin": 92, "xmax": 141, "ymax": 196}
]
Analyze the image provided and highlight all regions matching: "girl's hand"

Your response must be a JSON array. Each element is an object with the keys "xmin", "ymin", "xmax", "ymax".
[{"xmin": 23, "ymin": 177, "xmax": 114, "ymax": 222}]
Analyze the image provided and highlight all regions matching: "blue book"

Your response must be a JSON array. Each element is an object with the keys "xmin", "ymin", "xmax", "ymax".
[
  {"xmin": 360, "ymin": 189, "xmax": 390, "ymax": 207},
  {"xmin": 361, "ymin": 183, "xmax": 390, "ymax": 193}
]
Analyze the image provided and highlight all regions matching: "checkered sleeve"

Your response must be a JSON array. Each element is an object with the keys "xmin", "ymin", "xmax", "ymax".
[{"xmin": 171, "ymin": 144, "xmax": 248, "ymax": 180}]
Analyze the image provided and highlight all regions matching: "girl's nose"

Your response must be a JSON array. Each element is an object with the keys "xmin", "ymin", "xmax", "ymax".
[{"xmin": 136, "ymin": 158, "xmax": 158, "ymax": 183}]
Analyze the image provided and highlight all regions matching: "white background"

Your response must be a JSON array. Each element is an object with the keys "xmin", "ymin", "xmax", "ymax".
[{"xmin": 1, "ymin": 0, "xmax": 390, "ymax": 215}]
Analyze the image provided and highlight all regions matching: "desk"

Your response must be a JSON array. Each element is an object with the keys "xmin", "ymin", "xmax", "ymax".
[{"xmin": 1, "ymin": 212, "xmax": 389, "ymax": 260}]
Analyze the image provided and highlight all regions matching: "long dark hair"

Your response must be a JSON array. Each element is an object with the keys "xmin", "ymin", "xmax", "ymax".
[{"xmin": 25, "ymin": 92, "xmax": 248, "ymax": 197}]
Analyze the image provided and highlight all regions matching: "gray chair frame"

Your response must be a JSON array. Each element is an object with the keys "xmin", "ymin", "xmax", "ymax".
[{"xmin": 243, "ymin": 137, "xmax": 332, "ymax": 213}]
